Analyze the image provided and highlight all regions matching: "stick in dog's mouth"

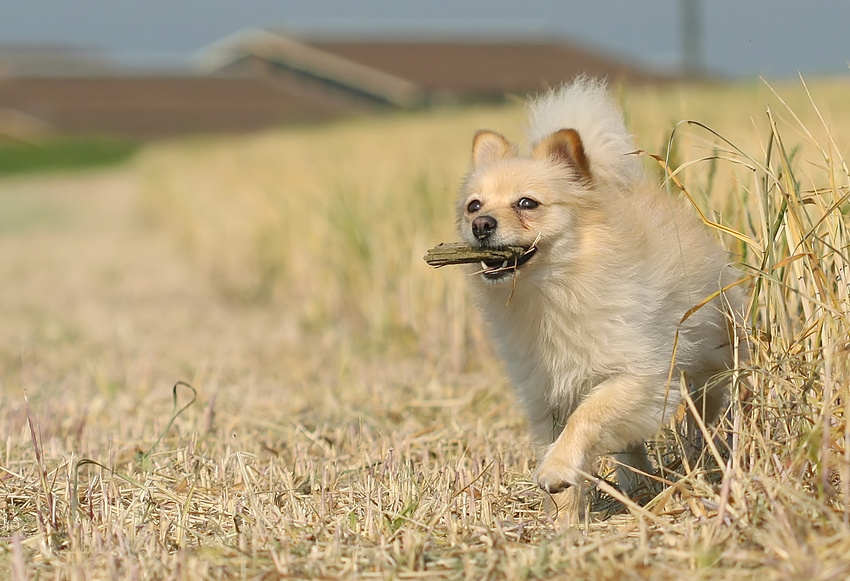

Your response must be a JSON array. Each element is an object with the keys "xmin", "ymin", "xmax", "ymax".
[
  {"xmin": 476, "ymin": 247, "xmax": 537, "ymax": 279},
  {"xmin": 475, "ymin": 233, "xmax": 542, "ymax": 281}
]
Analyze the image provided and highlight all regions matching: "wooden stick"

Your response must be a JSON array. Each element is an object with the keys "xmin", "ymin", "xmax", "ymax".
[{"xmin": 423, "ymin": 243, "xmax": 526, "ymax": 268}]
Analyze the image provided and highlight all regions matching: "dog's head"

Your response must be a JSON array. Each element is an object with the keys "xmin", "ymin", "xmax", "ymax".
[{"xmin": 458, "ymin": 128, "xmax": 596, "ymax": 284}]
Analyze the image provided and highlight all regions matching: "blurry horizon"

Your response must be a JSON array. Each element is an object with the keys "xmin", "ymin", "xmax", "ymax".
[{"xmin": 0, "ymin": 0, "xmax": 848, "ymax": 79}]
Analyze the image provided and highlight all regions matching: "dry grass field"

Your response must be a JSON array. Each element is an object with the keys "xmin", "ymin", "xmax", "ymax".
[{"xmin": 2, "ymin": 78, "xmax": 849, "ymax": 579}]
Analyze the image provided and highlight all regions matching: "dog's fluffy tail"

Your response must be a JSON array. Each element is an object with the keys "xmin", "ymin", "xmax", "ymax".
[{"xmin": 526, "ymin": 76, "xmax": 645, "ymax": 189}]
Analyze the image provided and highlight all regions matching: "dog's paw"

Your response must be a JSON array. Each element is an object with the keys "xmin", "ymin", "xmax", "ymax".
[{"xmin": 534, "ymin": 455, "xmax": 586, "ymax": 494}]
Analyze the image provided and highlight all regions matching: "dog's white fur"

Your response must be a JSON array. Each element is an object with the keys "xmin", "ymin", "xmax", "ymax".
[
  {"xmin": 526, "ymin": 77, "xmax": 644, "ymax": 190},
  {"xmin": 456, "ymin": 77, "xmax": 746, "ymax": 518}
]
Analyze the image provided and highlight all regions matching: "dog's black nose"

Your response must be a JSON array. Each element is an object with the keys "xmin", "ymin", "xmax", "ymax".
[{"xmin": 472, "ymin": 215, "xmax": 497, "ymax": 240}]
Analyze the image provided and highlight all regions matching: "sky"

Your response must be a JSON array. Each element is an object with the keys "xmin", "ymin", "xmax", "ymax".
[{"xmin": 0, "ymin": 0, "xmax": 848, "ymax": 78}]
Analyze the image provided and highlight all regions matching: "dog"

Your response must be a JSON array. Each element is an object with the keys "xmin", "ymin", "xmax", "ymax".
[{"xmin": 456, "ymin": 77, "xmax": 746, "ymax": 521}]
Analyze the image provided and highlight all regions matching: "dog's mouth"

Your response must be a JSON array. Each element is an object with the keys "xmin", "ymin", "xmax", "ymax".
[{"xmin": 477, "ymin": 245, "xmax": 538, "ymax": 282}]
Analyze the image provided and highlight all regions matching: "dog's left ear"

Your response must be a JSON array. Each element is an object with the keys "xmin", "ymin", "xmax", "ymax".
[{"xmin": 532, "ymin": 128, "xmax": 592, "ymax": 183}]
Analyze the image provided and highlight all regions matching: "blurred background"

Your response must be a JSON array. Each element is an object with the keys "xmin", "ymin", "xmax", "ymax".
[{"xmin": 0, "ymin": 0, "xmax": 848, "ymax": 147}]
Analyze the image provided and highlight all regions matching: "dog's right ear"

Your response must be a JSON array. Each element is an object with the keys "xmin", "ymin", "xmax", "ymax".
[
  {"xmin": 532, "ymin": 128, "xmax": 592, "ymax": 183},
  {"xmin": 472, "ymin": 130, "xmax": 513, "ymax": 168}
]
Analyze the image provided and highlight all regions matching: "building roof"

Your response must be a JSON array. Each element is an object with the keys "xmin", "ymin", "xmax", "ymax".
[
  {"xmin": 0, "ymin": 31, "xmax": 668, "ymax": 138},
  {"xmin": 0, "ymin": 76, "xmax": 370, "ymax": 138},
  {"xmin": 309, "ymin": 39, "xmax": 663, "ymax": 99},
  {"xmin": 198, "ymin": 29, "xmax": 424, "ymax": 107},
  {"xmin": 200, "ymin": 31, "xmax": 667, "ymax": 105}
]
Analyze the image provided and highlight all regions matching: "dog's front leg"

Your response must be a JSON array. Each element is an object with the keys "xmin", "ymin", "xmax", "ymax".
[{"xmin": 534, "ymin": 373, "xmax": 672, "ymax": 494}]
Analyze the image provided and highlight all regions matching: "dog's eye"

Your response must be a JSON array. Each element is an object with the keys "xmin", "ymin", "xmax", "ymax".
[
  {"xmin": 467, "ymin": 199, "xmax": 482, "ymax": 213},
  {"xmin": 517, "ymin": 197, "xmax": 539, "ymax": 210}
]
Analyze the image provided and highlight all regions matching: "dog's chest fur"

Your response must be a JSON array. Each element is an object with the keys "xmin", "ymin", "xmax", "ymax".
[{"xmin": 476, "ymin": 273, "xmax": 649, "ymax": 427}]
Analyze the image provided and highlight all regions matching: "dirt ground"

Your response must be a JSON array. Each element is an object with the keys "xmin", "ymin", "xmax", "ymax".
[{"xmin": 0, "ymin": 169, "xmax": 331, "ymax": 406}]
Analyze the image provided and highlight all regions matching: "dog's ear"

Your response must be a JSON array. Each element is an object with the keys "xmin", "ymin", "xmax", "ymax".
[
  {"xmin": 472, "ymin": 130, "xmax": 513, "ymax": 168},
  {"xmin": 532, "ymin": 128, "xmax": 592, "ymax": 183}
]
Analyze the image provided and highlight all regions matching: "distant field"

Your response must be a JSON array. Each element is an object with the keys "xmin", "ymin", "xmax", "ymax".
[
  {"xmin": 1, "ymin": 77, "xmax": 849, "ymax": 579},
  {"xmin": 0, "ymin": 136, "xmax": 139, "ymax": 175}
]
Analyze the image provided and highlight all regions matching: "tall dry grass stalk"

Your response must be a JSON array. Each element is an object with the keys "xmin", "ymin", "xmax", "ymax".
[
  {"xmin": 2, "ymin": 79, "xmax": 849, "ymax": 579},
  {"xmin": 686, "ymin": 78, "xmax": 850, "ymax": 524}
]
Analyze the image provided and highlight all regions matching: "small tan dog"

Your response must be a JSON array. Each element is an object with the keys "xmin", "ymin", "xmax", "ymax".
[{"xmin": 457, "ymin": 77, "xmax": 745, "ymax": 520}]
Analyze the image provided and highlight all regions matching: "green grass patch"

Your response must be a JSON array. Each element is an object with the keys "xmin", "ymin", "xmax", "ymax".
[{"xmin": 0, "ymin": 136, "xmax": 140, "ymax": 174}]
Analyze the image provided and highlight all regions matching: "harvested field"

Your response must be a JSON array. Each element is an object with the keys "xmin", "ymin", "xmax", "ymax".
[{"xmin": 1, "ymin": 78, "xmax": 849, "ymax": 579}]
